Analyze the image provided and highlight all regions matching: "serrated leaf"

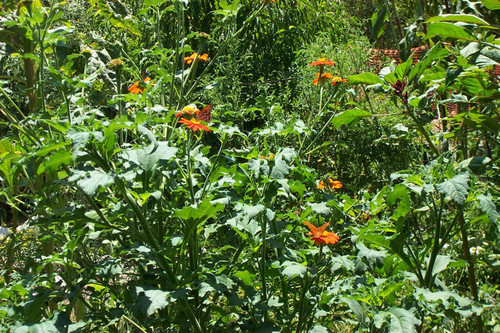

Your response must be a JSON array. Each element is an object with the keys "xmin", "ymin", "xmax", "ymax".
[
  {"xmin": 331, "ymin": 109, "xmax": 372, "ymax": 128},
  {"xmin": 477, "ymin": 194, "xmax": 499, "ymax": 224},
  {"xmin": 307, "ymin": 202, "xmax": 331, "ymax": 215},
  {"xmin": 281, "ymin": 261, "xmax": 307, "ymax": 278},
  {"xmin": 76, "ymin": 169, "xmax": 114, "ymax": 195},
  {"xmin": 436, "ymin": 173, "xmax": 469, "ymax": 205}
]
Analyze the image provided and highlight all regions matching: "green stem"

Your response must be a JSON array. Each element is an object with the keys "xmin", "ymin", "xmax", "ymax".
[
  {"xmin": 200, "ymin": 133, "xmax": 226, "ymax": 199},
  {"xmin": 424, "ymin": 194, "xmax": 444, "ymax": 287},
  {"xmin": 259, "ymin": 213, "xmax": 269, "ymax": 323},
  {"xmin": 408, "ymin": 110, "xmax": 439, "ymax": 157},
  {"xmin": 457, "ymin": 209, "xmax": 484, "ymax": 333}
]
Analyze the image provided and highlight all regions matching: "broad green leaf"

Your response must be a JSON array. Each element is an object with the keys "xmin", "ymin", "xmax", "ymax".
[
  {"xmin": 37, "ymin": 150, "xmax": 73, "ymax": 175},
  {"xmin": 270, "ymin": 157, "xmax": 291, "ymax": 179},
  {"xmin": 426, "ymin": 14, "xmax": 489, "ymax": 25},
  {"xmin": 387, "ymin": 307, "xmax": 420, "ymax": 333},
  {"xmin": 309, "ymin": 325, "xmax": 329, "ymax": 333},
  {"xmin": 430, "ymin": 255, "xmax": 451, "ymax": 276},
  {"xmin": 436, "ymin": 173, "xmax": 469, "ymax": 205},
  {"xmin": 390, "ymin": 192, "xmax": 411, "ymax": 225},
  {"xmin": 425, "ymin": 22, "xmax": 475, "ymax": 41},
  {"xmin": 341, "ymin": 298, "xmax": 366, "ymax": 324},
  {"xmin": 454, "ymin": 112, "xmax": 500, "ymax": 133},
  {"xmin": 135, "ymin": 287, "xmax": 171, "ymax": 317},
  {"xmin": 414, "ymin": 287, "xmax": 473, "ymax": 308},
  {"xmin": 76, "ymin": 169, "xmax": 114, "ymax": 195},
  {"xmin": 347, "ymin": 73, "xmax": 384, "ymax": 85},
  {"xmin": 307, "ymin": 202, "xmax": 331, "ymax": 215},
  {"xmin": 234, "ymin": 270, "xmax": 256, "ymax": 285},
  {"xmin": 331, "ymin": 109, "xmax": 372, "ymax": 128},
  {"xmin": 174, "ymin": 199, "xmax": 224, "ymax": 229},
  {"xmin": 281, "ymin": 261, "xmax": 307, "ymax": 278},
  {"xmin": 395, "ymin": 55, "xmax": 414, "ymax": 80},
  {"xmin": 482, "ymin": 0, "xmax": 500, "ymax": 10},
  {"xmin": 371, "ymin": 4, "xmax": 388, "ymax": 40},
  {"xmin": 458, "ymin": 156, "xmax": 491, "ymax": 174},
  {"xmin": 477, "ymin": 194, "xmax": 499, "ymax": 224},
  {"xmin": 357, "ymin": 243, "xmax": 387, "ymax": 266},
  {"xmin": 14, "ymin": 312, "xmax": 72, "ymax": 333},
  {"xmin": 143, "ymin": 0, "xmax": 168, "ymax": 6}
]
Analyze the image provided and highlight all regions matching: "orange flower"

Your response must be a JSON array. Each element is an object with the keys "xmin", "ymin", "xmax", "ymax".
[
  {"xmin": 304, "ymin": 221, "xmax": 340, "ymax": 245},
  {"xmin": 332, "ymin": 77, "xmax": 348, "ymax": 86},
  {"xmin": 184, "ymin": 52, "xmax": 209, "ymax": 65},
  {"xmin": 328, "ymin": 179, "xmax": 342, "ymax": 189},
  {"xmin": 259, "ymin": 153, "xmax": 274, "ymax": 160},
  {"xmin": 309, "ymin": 58, "xmax": 335, "ymax": 67},
  {"xmin": 313, "ymin": 72, "xmax": 333, "ymax": 86},
  {"xmin": 128, "ymin": 77, "xmax": 152, "ymax": 94},
  {"xmin": 178, "ymin": 118, "xmax": 211, "ymax": 132},
  {"xmin": 318, "ymin": 178, "xmax": 342, "ymax": 190}
]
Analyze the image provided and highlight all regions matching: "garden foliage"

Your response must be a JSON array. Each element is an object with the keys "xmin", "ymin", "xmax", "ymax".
[{"xmin": 0, "ymin": 0, "xmax": 499, "ymax": 332}]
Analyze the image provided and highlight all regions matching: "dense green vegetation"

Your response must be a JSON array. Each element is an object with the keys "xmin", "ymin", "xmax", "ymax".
[{"xmin": 0, "ymin": 0, "xmax": 499, "ymax": 331}]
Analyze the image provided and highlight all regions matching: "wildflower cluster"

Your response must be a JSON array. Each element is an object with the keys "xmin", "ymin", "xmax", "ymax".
[
  {"xmin": 128, "ymin": 77, "xmax": 153, "ymax": 94},
  {"xmin": 184, "ymin": 52, "xmax": 209, "ymax": 65},
  {"xmin": 309, "ymin": 57, "xmax": 347, "ymax": 87},
  {"xmin": 317, "ymin": 178, "xmax": 342, "ymax": 190}
]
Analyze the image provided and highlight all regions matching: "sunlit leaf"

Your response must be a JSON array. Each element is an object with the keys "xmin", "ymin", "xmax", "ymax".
[
  {"xmin": 75, "ymin": 169, "xmax": 114, "ymax": 195},
  {"xmin": 426, "ymin": 14, "xmax": 489, "ymax": 25},
  {"xmin": 477, "ymin": 194, "xmax": 499, "ymax": 224},
  {"xmin": 387, "ymin": 307, "xmax": 420, "ymax": 333},
  {"xmin": 134, "ymin": 286, "xmax": 171, "ymax": 317},
  {"xmin": 347, "ymin": 73, "xmax": 384, "ymax": 85},
  {"xmin": 436, "ymin": 173, "xmax": 469, "ymax": 205},
  {"xmin": 331, "ymin": 109, "xmax": 372, "ymax": 128},
  {"xmin": 481, "ymin": 0, "xmax": 500, "ymax": 10},
  {"xmin": 425, "ymin": 22, "xmax": 475, "ymax": 41},
  {"xmin": 281, "ymin": 261, "xmax": 307, "ymax": 278}
]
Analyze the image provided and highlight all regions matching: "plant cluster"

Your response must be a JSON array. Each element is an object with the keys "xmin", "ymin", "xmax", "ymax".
[{"xmin": 0, "ymin": 0, "xmax": 499, "ymax": 332}]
